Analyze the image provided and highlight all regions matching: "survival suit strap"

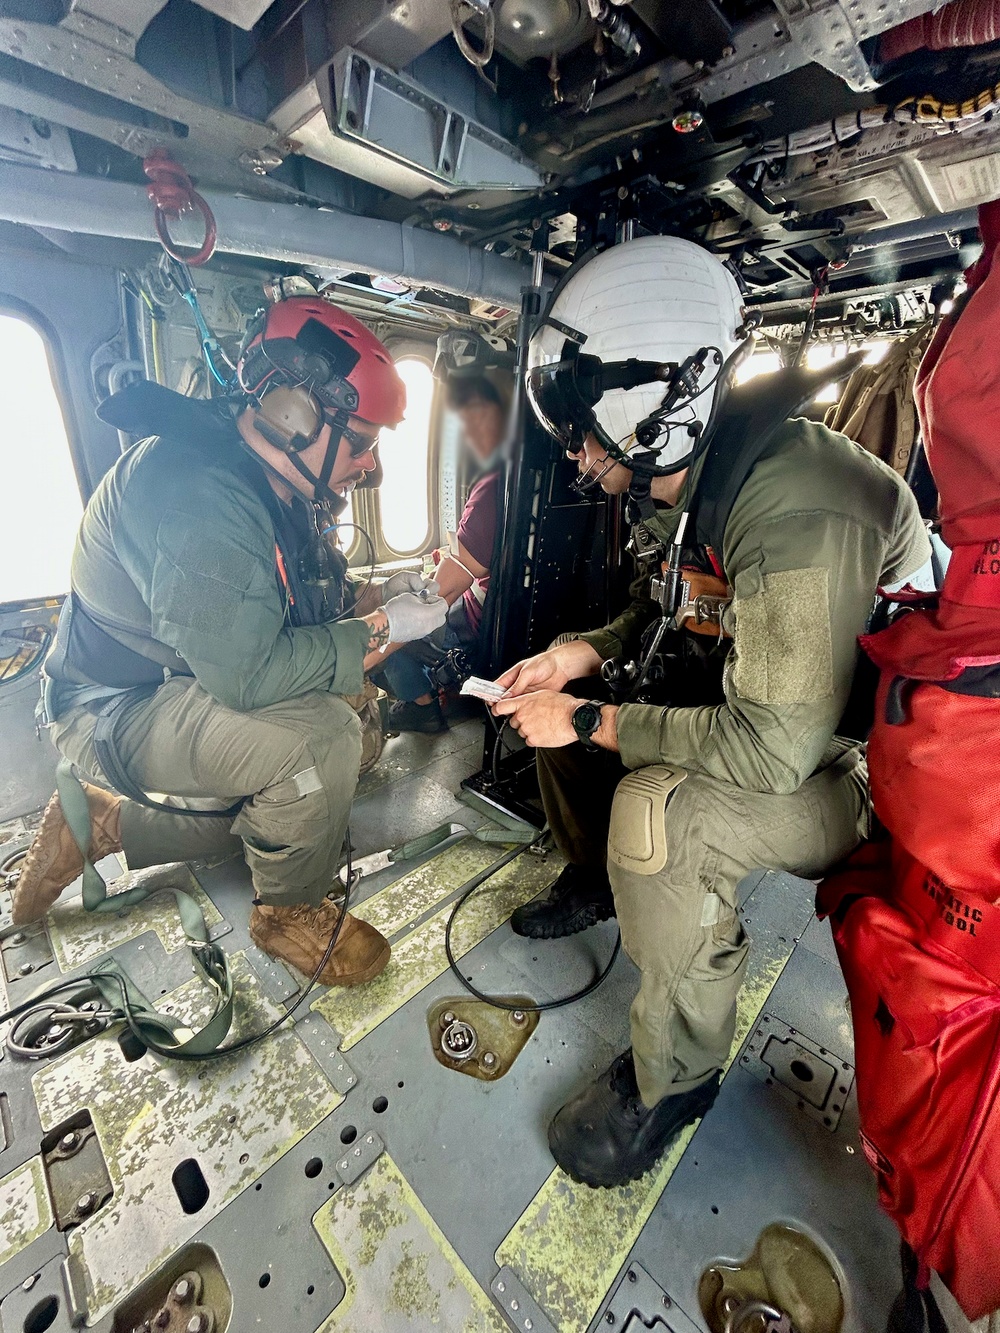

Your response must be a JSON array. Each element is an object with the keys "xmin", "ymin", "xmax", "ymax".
[
  {"xmin": 54, "ymin": 756, "xmax": 235, "ymax": 1057},
  {"xmin": 690, "ymin": 353, "xmax": 865, "ymax": 558},
  {"xmin": 92, "ymin": 686, "xmax": 243, "ymax": 819}
]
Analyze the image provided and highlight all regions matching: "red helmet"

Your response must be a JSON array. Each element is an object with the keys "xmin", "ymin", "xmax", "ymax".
[{"xmin": 238, "ymin": 296, "xmax": 406, "ymax": 428}]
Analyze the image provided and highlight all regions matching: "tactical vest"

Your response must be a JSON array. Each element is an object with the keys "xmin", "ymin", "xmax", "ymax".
[{"xmin": 628, "ymin": 353, "xmax": 869, "ymax": 646}]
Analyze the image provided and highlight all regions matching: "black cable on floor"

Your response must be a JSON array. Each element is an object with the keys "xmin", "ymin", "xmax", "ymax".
[
  {"xmin": 3, "ymin": 834, "xmax": 356, "ymax": 1063},
  {"xmin": 444, "ymin": 842, "xmax": 621, "ymax": 1013}
]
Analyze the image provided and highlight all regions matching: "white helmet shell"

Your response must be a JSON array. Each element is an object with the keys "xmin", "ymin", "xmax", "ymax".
[{"xmin": 530, "ymin": 235, "xmax": 746, "ymax": 463}]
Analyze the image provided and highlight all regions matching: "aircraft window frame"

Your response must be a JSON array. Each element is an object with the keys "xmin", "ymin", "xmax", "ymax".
[
  {"xmin": 372, "ymin": 347, "xmax": 440, "ymax": 562},
  {"xmin": 0, "ymin": 301, "xmax": 84, "ymax": 606}
]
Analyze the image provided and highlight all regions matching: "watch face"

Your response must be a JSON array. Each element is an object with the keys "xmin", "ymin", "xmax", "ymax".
[{"xmin": 573, "ymin": 702, "xmax": 601, "ymax": 738}]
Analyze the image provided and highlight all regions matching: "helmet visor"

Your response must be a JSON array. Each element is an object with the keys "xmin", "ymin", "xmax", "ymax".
[{"xmin": 526, "ymin": 320, "xmax": 592, "ymax": 449}]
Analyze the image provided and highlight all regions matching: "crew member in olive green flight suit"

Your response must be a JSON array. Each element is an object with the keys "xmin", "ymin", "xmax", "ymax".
[
  {"xmin": 13, "ymin": 296, "xmax": 448, "ymax": 990},
  {"xmin": 494, "ymin": 234, "xmax": 930, "ymax": 1188},
  {"xmin": 497, "ymin": 416, "xmax": 929, "ymax": 1186}
]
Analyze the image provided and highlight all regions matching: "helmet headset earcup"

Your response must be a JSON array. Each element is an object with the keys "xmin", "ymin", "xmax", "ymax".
[{"xmin": 253, "ymin": 383, "xmax": 324, "ymax": 453}]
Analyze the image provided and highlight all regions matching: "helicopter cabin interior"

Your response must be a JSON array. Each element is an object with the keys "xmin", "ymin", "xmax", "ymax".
[{"xmin": 0, "ymin": 0, "xmax": 997, "ymax": 1330}]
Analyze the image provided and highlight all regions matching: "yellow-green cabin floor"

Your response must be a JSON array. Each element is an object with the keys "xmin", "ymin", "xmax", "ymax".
[{"xmin": 0, "ymin": 716, "xmax": 914, "ymax": 1333}]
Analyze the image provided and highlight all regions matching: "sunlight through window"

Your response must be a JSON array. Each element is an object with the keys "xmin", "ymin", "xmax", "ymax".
[
  {"xmin": 377, "ymin": 358, "xmax": 433, "ymax": 554},
  {"xmin": 735, "ymin": 338, "xmax": 895, "ymax": 405},
  {"xmin": 0, "ymin": 315, "xmax": 81, "ymax": 602}
]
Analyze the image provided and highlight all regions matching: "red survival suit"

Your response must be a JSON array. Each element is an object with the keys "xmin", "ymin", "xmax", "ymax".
[{"xmin": 818, "ymin": 198, "xmax": 1000, "ymax": 1322}]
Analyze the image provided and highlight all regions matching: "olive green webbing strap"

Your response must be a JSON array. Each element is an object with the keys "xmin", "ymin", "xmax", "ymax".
[
  {"xmin": 51, "ymin": 770, "xmax": 534, "ymax": 1054},
  {"xmin": 396, "ymin": 817, "xmax": 536, "ymax": 859},
  {"xmin": 55, "ymin": 757, "xmax": 235, "ymax": 1057}
]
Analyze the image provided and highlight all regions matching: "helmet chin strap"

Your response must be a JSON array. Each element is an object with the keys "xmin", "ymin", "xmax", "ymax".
[
  {"xmin": 280, "ymin": 405, "xmax": 351, "ymax": 510},
  {"xmin": 570, "ymin": 449, "xmax": 624, "ymax": 494},
  {"xmin": 237, "ymin": 432, "xmax": 349, "ymax": 518}
]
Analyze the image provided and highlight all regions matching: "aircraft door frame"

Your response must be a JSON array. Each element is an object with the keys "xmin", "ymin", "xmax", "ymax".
[{"xmin": 0, "ymin": 248, "xmax": 123, "ymax": 820}]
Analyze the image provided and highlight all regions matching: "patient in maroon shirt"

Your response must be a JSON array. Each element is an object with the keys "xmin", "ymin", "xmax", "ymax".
[{"xmin": 378, "ymin": 375, "xmax": 504, "ymax": 733}]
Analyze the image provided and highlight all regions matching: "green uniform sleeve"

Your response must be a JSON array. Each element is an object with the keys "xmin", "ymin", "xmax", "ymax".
[
  {"xmin": 119, "ymin": 464, "xmax": 369, "ymax": 712},
  {"xmin": 883, "ymin": 477, "xmax": 932, "ymax": 586},
  {"xmin": 577, "ymin": 578, "xmax": 660, "ymax": 662},
  {"xmin": 616, "ymin": 479, "xmax": 930, "ymax": 792}
]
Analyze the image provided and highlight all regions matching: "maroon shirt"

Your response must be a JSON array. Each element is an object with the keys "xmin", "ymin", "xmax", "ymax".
[{"xmin": 457, "ymin": 470, "xmax": 499, "ymax": 633}]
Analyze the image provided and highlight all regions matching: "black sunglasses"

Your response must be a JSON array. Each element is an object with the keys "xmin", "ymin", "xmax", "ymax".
[{"xmin": 325, "ymin": 413, "xmax": 379, "ymax": 458}]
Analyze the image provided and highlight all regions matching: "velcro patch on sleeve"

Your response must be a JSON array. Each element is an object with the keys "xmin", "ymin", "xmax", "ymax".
[
  {"xmin": 154, "ymin": 512, "xmax": 258, "ymax": 638},
  {"xmin": 732, "ymin": 566, "xmax": 834, "ymax": 704}
]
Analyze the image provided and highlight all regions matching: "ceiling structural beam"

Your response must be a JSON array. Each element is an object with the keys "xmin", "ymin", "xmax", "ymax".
[
  {"xmin": 848, "ymin": 207, "xmax": 980, "ymax": 251},
  {"xmin": 0, "ymin": 162, "xmax": 536, "ymax": 308}
]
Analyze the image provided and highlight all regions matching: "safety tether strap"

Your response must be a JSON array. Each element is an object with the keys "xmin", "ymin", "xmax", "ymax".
[
  {"xmin": 92, "ymin": 687, "xmax": 243, "ymax": 819},
  {"xmin": 55, "ymin": 757, "xmax": 235, "ymax": 1057}
]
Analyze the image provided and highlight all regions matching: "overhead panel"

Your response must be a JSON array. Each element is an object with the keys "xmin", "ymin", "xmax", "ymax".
[
  {"xmin": 593, "ymin": 0, "xmax": 943, "ymax": 123},
  {"xmin": 0, "ymin": 106, "xmax": 76, "ymax": 172},
  {"xmin": 770, "ymin": 0, "xmax": 932, "ymax": 92},
  {"xmin": 303, "ymin": 48, "xmax": 545, "ymax": 198},
  {"xmin": 190, "ymin": 0, "xmax": 274, "ymax": 30},
  {"xmin": 60, "ymin": 0, "xmax": 169, "ymax": 57},
  {"xmin": 741, "ymin": 116, "xmax": 1000, "ymax": 234},
  {"xmin": 0, "ymin": 12, "xmax": 293, "ymax": 194},
  {"xmin": 326, "ymin": 0, "xmax": 456, "ymax": 72}
]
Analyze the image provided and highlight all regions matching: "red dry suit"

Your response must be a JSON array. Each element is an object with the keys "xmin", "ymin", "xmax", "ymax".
[{"xmin": 818, "ymin": 198, "xmax": 1000, "ymax": 1322}]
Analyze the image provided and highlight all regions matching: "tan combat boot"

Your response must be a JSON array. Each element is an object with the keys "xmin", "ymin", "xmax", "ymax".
[
  {"xmin": 249, "ymin": 898, "xmax": 390, "ymax": 987},
  {"xmin": 12, "ymin": 784, "xmax": 123, "ymax": 925}
]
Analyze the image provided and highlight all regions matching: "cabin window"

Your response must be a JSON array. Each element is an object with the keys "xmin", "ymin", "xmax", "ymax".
[
  {"xmin": 376, "ymin": 357, "xmax": 434, "ymax": 555},
  {"xmin": 0, "ymin": 313, "xmax": 81, "ymax": 603},
  {"xmin": 736, "ymin": 337, "xmax": 897, "ymax": 401}
]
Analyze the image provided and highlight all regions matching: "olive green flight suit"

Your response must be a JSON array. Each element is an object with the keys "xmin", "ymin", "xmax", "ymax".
[
  {"xmin": 50, "ymin": 680, "xmax": 362, "ymax": 907},
  {"xmin": 536, "ymin": 419, "xmax": 930, "ymax": 1107},
  {"xmin": 45, "ymin": 422, "xmax": 371, "ymax": 907}
]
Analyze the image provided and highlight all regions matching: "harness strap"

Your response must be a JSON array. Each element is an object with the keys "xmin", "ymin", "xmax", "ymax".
[
  {"xmin": 691, "ymin": 354, "xmax": 866, "ymax": 556},
  {"xmin": 55, "ymin": 757, "xmax": 235, "ymax": 1056},
  {"xmin": 92, "ymin": 686, "xmax": 243, "ymax": 819}
]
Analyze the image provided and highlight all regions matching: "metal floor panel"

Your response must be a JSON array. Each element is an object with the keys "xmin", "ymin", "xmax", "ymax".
[
  {"xmin": 0, "ymin": 726, "xmax": 912, "ymax": 1333},
  {"xmin": 610, "ymin": 879, "xmax": 902, "ymax": 1331}
]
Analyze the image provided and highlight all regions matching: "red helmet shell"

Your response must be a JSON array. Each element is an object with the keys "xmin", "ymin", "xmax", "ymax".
[{"xmin": 240, "ymin": 296, "xmax": 406, "ymax": 427}]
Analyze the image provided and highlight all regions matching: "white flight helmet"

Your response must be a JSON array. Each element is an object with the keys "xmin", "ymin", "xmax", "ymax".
[{"xmin": 527, "ymin": 235, "xmax": 749, "ymax": 479}]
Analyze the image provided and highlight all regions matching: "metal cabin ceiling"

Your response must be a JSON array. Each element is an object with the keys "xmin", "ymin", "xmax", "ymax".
[{"xmin": 0, "ymin": 0, "xmax": 997, "ymax": 314}]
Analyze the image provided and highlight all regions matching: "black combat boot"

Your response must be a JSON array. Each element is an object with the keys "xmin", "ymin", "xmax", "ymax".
[
  {"xmin": 388, "ymin": 698, "xmax": 446, "ymax": 734},
  {"xmin": 510, "ymin": 863, "xmax": 615, "ymax": 939},
  {"xmin": 547, "ymin": 1050, "xmax": 720, "ymax": 1188}
]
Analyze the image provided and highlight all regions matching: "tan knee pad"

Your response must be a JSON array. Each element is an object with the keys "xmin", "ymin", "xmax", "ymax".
[{"xmin": 608, "ymin": 765, "xmax": 687, "ymax": 876}]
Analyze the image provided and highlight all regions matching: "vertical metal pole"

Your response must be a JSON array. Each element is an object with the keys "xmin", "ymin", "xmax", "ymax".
[{"xmin": 485, "ymin": 221, "xmax": 549, "ymax": 678}]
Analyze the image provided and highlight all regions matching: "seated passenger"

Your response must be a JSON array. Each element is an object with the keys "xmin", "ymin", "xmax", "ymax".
[
  {"xmin": 13, "ymin": 296, "xmax": 447, "ymax": 987},
  {"xmin": 492, "ymin": 237, "xmax": 930, "ymax": 1188},
  {"xmin": 378, "ymin": 373, "xmax": 504, "ymax": 733}
]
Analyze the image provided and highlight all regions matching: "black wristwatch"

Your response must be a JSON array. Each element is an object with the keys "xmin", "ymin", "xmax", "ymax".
[{"xmin": 572, "ymin": 700, "xmax": 604, "ymax": 751}]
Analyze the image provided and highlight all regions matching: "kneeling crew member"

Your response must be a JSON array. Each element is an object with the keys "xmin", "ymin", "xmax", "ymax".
[
  {"xmin": 493, "ymin": 237, "xmax": 930, "ymax": 1187},
  {"xmin": 14, "ymin": 295, "xmax": 447, "ymax": 987}
]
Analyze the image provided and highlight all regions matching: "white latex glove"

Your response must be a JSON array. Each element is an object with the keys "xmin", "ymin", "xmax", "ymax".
[
  {"xmin": 380, "ymin": 589, "xmax": 448, "ymax": 643},
  {"xmin": 381, "ymin": 570, "xmax": 439, "ymax": 599}
]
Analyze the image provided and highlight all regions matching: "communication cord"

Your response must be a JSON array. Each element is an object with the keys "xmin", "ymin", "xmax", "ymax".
[
  {"xmin": 2, "ymin": 836, "xmax": 355, "ymax": 1063},
  {"xmin": 444, "ymin": 838, "xmax": 621, "ymax": 1013}
]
